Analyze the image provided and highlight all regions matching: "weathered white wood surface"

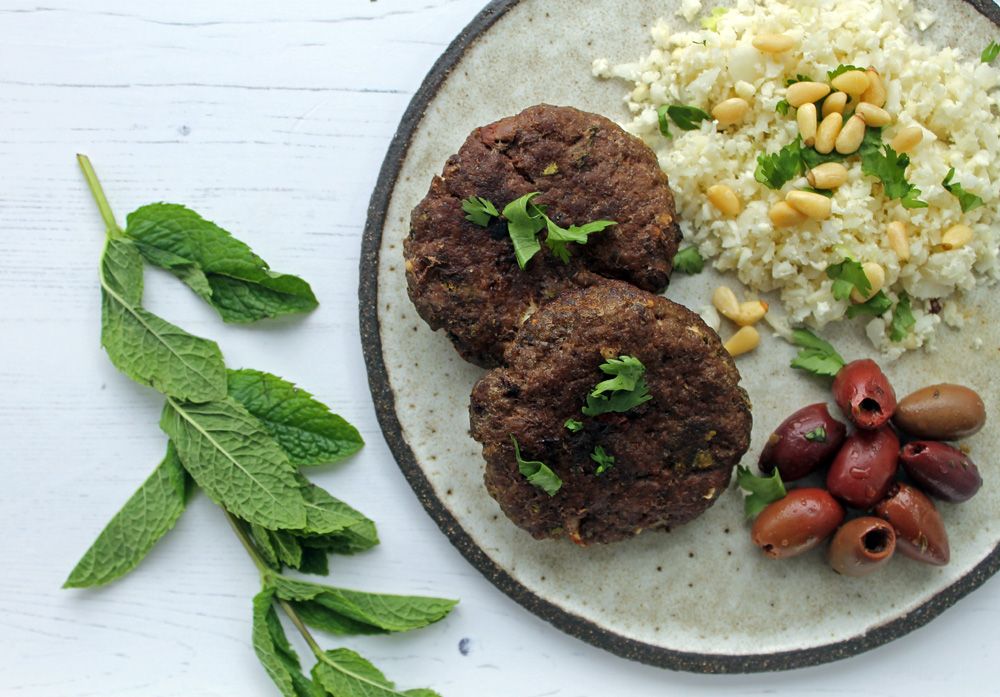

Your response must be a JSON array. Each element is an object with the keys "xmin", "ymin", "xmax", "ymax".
[{"xmin": 1, "ymin": 2, "xmax": 998, "ymax": 695}]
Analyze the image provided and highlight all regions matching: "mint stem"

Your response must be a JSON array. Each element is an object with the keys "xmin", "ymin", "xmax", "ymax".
[
  {"xmin": 222, "ymin": 509, "xmax": 324, "ymax": 658},
  {"xmin": 77, "ymin": 154, "xmax": 123, "ymax": 238}
]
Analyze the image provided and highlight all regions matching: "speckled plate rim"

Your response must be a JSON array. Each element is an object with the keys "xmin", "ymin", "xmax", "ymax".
[{"xmin": 359, "ymin": 0, "xmax": 1000, "ymax": 674}]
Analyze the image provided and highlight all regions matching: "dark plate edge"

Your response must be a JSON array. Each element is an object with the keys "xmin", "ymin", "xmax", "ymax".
[{"xmin": 358, "ymin": 0, "xmax": 1000, "ymax": 674}]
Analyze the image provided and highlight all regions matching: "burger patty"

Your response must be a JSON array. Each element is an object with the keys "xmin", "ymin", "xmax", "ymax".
[
  {"xmin": 469, "ymin": 279, "xmax": 753, "ymax": 545},
  {"xmin": 404, "ymin": 104, "xmax": 682, "ymax": 367}
]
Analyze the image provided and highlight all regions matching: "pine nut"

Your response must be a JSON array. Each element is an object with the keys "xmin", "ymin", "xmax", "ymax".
[
  {"xmin": 769, "ymin": 201, "xmax": 808, "ymax": 227},
  {"xmin": 887, "ymin": 221, "xmax": 911, "ymax": 260},
  {"xmin": 860, "ymin": 68, "xmax": 886, "ymax": 107},
  {"xmin": 787, "ymin": 82, "xmax": 831, "ymax": 108},
  {"xmin": 724, "ymin": 326, "xmax": 761, "ymax": 357},
  {"xmin": 707, "ymin": 184, "xmax": 742, "ymax": 217},
  {"xmin": 752, "ymin": 33, "xmax": 797, "ymax": 53},
  {"xmin": 797, "ymin": 103, "xmax": 818, "ymax": 146},
  {"xmin": 806, "ymin": 162, "xmax": 849, "ymax": 189},
  {"xmin": 831, "ymin": 70, "xmax": 870, "ymax": 96},
  {"xmin": 835, "ymin": 114, "xmax": 867, "ymax": 154},
  {"xmin": 850, "ymin": 262, "xmax": 886, "ymax": 303},
  {"xmin": 786, "ymin": 190, "xmax": 832, "ymax": 220},
  {"xmin": 734, "ymin": 300, "xmax": 769, "ymax": 326},
  {"xmin": 815, "ymin": 112, "xmax": 843, "ymax": 154},
  {"xmin": 712, "ymin": 97, "xmax": 750, "ymax": 127},
  {"xmin": 712, "ymin": 286, "xmax": 741, "ymax": 318},
  {"xmin": 941, "ymin": 224, "xmax": 973, "ymax": 250},
  {"xmin": 890, "ymin": 126, "xmax": 923, "ymax": 153},
  {"xmin": 821, "ymin": 91, "xmax": 848, "ymax": 118}
]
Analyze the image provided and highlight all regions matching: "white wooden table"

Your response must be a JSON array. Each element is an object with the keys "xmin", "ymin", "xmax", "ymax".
[{"xmin": 2, "ymin": 2, "xmax": 998, "ymax": 695}]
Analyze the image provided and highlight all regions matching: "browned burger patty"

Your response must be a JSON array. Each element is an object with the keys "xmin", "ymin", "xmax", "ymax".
[
  {"xmin": 404, "ymin": 104, "xmax": 682, "ymax": 367},
  {"xmin": 469, "ymin": 279, "xmax": 752, "ymax": 545}
]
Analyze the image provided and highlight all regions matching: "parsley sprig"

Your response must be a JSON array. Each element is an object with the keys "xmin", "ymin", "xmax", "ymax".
[
  {"xmin": 736, "ymin": 466, "xmax": 787, "ymax": 519},
  {"xmin": 860, "ymin": 141, "xmax": 927, "ymax": 209},
  {"xmin": 826, "ymin": 257, "xmax": 871, "ymax": 301},
  {"xmin": 789, "ymin": 328, "xmax": 845, "ymax": 377},
  {"xmin": 657, "ymin": 104, "xmax": 712, "ymax": 137},
  {"xmin": 581, "ymin": 355, "xmax": 653, "ymax": 416},
  {"xmin": 890, "ymin": 292, "xmax": 916, "ymax": 342},
  {"xmin": 673, "ymin": 246, "xmax": 705, "ymax": 274},
  {"xmin": 941, "ymin": 168, "xmax": 984, "ymax": 213}
]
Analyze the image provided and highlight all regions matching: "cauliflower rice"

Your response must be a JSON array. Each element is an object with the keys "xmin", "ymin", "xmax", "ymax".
[{"xmin": 594, "ymin": 0, "xmax": 999, "ymax": 357}]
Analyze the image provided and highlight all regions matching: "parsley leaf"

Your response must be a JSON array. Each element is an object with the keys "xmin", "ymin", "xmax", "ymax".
[
  {"xmin": 591, "ymin": 446, "xmax": 615, "ymax": 475},
  {"xmin": 890, "ymin": 292, "xmax": 916, "ymax": 342},
  {"xmin": 656, "ymin": 105, "xmax": 672, "ymax": 138},
  {"xmin": 828, "ymin": 64, "xmax": 864, "ymax": 80},
  {"xmin": 846, "ymin": 290, "xmax": 893, "ymax": 319},
  {"xmin": 701, "ymin": 6, "xmax": 729, "ymax": 30},
  {"xmin": 775, "ymin": 99, "xmax": 790, "ymax": 115},
  {"xmin": 668, "ymin": 104, "xmax": 712, "ymax": 130},
  {"xmin": 785, "ymin": 74, "xmax": 814, "ymax": 86},
  {"xmin": 673, "ymin": 246, "xmax": 704, "ymax": 274},
  {"xmin": 736, "ymin": 465, "xmax": 787, "ymax": 519},
  {"xmin": 581, "ymin": 355, "xmax": 653, "ymax": 416},
  {"xmin": 755, "ymin": 136, "xmax": 803, "ymax": 190},
  {"xmin": 544, "ymin": 218, "xmax": 616, "ymax": 263},
  {"xmin": 800, "ymin": 146, "xmax": 847, "ymax": 170},
  {"xmin": 983, "ymin": 40, "xmax": 1000, "ymax": 63},
  {"xmin": 564, "ymin": 418, "xmax": 583, "ymax": 432},
  {"xmin": 502, "ymin": 193, "xmax": 546, "ymax": 269},
  {"xmin": 511, "ymin": 436, "xmax": 562, "ymax": 496},
  {"xmin": 861, "ymin": 142, "xmax": 927, "ymax": 208},
  {"xmin": 790, "ymin": 328, "xmax": 846, "ymax": 377},
  {"xmin": 941, "ymin": 168, "xmax": 984, "ymax": 213},
  {"xmin": 804, "ymin": 427, "xmax": 827, "ymax": 442},
  {"xmin": 461, "ymin": 196, "xmax": 499, "ymax": 227},
  {"xmin": 826, "ymin": 257, "xmax": 871, "ymax": 301}
]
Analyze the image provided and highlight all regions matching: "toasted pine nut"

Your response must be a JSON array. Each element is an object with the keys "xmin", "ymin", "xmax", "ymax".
[
  {"xmin": 706, "ymin": 184, "xmax": 741, "ymax": 217},
  {"xmin": 724, "ymin": 326, "xmax": 761, "ymax": 357},
  {"xmin": 786, "ymin": 190, "xmax": 832, "ymax": 220},
  {"xmin": 712, "ymin": 97, "xmax": 750, "ymax": 127},
  {"xmin": 787, "ymin": 82, "xmax": 831, "ymax": 108},
  {"xmin": 821, "ymin": 91, "xmax": 848, "ymax": 118},
  {"xmin": 887, "ymin": 221, "xmax": 911, "ymax": 260},
  {"xmin": 797, "ymin": 103, "xmax": 818, "ymax": 146},
  {"xmin": 860, "ymin": 68, "xmax": 886, "ymax": 107},
  {"xmin": 806, "ymin": 162, "xmax": 849, "ymax": 189},
  {"xmin": 831, "ymin": 70, "xmax": 870, "ymax": 96},
  {"xmin": 734, "ymin": 300, "xmax": 769, "ymax": 326},
  {"xmin": 850, "ymin": 262, "xmax": 886, "ymax": 303},
  {"xmin": 835, "ymin": 114, "xmax": 867, "ymax": 154},
  {"xmin": 752, "ymin": 33, "xmax": 797, "ymax": 53},
  {"xmin": 815, "ymin": 112, "xmax": 843, "ymax": 154},
  {"xmin": 855, "ymin": 102, "xmax": 891, "ymax": 127},
  {"xmin": 941, "ymin": 224, "xmax": 973, "ymax": 250},
  {"xmin": 890, "ymin": 126, "xmax": 923, "ymax": 153},
  {"xmin": 769, "ymin": 201, "xmax": 808, "ymax": 227},
  {"xmin": 712, "ymin": 286, "xmax": 740, "ymax": 318}
]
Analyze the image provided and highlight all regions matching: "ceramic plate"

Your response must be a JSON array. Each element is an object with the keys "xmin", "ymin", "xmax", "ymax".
[{"xmin": 360, "ymin": 0, "xmax": 1000, "ymax": 672}]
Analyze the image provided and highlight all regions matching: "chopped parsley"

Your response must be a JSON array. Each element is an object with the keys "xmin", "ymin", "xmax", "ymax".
[
  {"xmin": 804, "ymin": 427, "xmax": 827, "ymax": 443},
  {"xmin": 591, "ymin": 445, "xmax": 615, "ymax": 475},
  {"xmin": 983, "ymin": 40, "xmax": 1000, "ymax": 63},
  {"xmin": 511, "ymin": 435, "xmax": 562, "ymax": 496},
  {"xmin": 799, "ymin": 186, "xmax": 833, "ymax": 198},
  {"xmin": 672, "ymin": 246, "xmax": 704, "ymax": 274},
  {"xmin": 789, "ymin": 328, "xmax": 845, "ymax": 377},
  {"xmin": 825, "ymin": 257, "xmax": 871, "ymax": 302},
  {"xmin": 800, "ymin": 146, "xmax": 847, "ymax": 170},
  {"xmin": 785, "ymin": 74, "xmax": 814, "ymax": 87},
  {"xmin": 755, "ymin": 136, "xmax": 803, "ymax": 190},
  {"xmin": 657, "ymin": 104, "xmax": 712, "ymax": 137},
  {"xmin": 827, "ymin": 64, "xmax": 864, "ymax": 80},
  {"xmin": 860, "ymin": 142, "xmax": 927, "ymax": 209},
  {"xmin": 564, "ymin": 418, "xmax": 583, "ymax": 432},
  {"xmin": 701, "ymin": 6, "xmax": 729, "ymax": 31},
  {"xmin": 502, "ymin": 193, "xmax": 546, "ymax": 269},
  {"xmin": 581, "ymin": 354, "xmax": 653, "ymax": 416},
  {"xmin": 775, "ymin": 99, "xmax": 790, "ymax": 116},
  {"xmin": 736, "ymin": 465, "xmax": 787, "ymax": 519},
  {"xmin": 846, "ymin": 289, "xmax": 893, "ymax": 319},
  {"xmin": 941, "ymin": 168, "xmax": 984, "ymax": 213},
  {"xmin": 461, "ymin": 196, "xmax": 500, "ymax": 227},
  {"xmin": 889, "ymin": 292, "xmax": 916, "ymax": 342}
]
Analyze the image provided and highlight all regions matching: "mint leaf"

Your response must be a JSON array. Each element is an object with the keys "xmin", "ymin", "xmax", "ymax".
[
  {"xmin": 100, "ymin": 238, "xmax": 227, "ymax": 402},
  {"xmin": 460, "ymin": 196, "xmax": 499, "ymax": 227},
  {"xmin": 313, "ymin": 648, "xmax": 441, "ymax": 697},
  {"xmin": 501, "ymin": 193, "xmax": 546, "ymax": 269},
  {"xmin": 736, "ymin": 465, "xmax": 786, "ymax": 519},
  {"xmin": 252, "ymin": 525, "xmax": 303, "ymax": 569},
  {"xmin": 64, "ymin": 442, "xmax": 190, "ymax": 588},
  {"xmin": 826, "ymin": 257, "xmax": 871, "ymax": 301},
  {"xmin": 564, "ymin": 418, "xmax": 583, "ymax": 432},
  {"xmin": 161, "ymin": 397, "xmax": 307, "ymax": 529},
  {"xmin": 890, "ymin": 292, "xmax": 916, "ymax": 342},
  {"xmin": 790, "ymin": 328, "xmax": 845, "ymax": 377},
  {"xmin": 667, "ymin": 104, "xmax": 712, "ymax": 130},
  {"xmin": 941, "ymin": 168, "xmax": 984, "ymax": 213},
  {"xmin": 673, "ymin": 246, "xmax": 704, "ymax": 274},
  {"xmin": 511, "ymin": 436, "xmax": 562, "ymax": 496},
  {"xmin": 828, "ymin": 64, "xmax": 864, "ymax": 80},
  {"xmin": 252, "ymin": 587, "xmax": 317, "ymax": 697},
  {"xmin": 591, "ymin": 445, "xmax": 615, "ymax": 475},
  {"xmin": 581, "ymin": 354, "xmax": 653, "ymax": 416},
  {"xmin": 298, "ymin": 477, "xmax": 378, "ymax": 543},
  {"xmin": 755, "ymin": 137, "xmax": 803, "ymax": 190},
  {"xmin": 861, "ymin": 143, "xmax": 927, "ymax": 208},
  {"xmin": 126, "ymin": 203, "xmax": 318, "ymax": 323},
  {"xmin": 227, "ymin": 369, "xmax": 364, "ymax": 467},
  {"xmin": 543, "ymin": 217, "xmax": 615, "ymax": 263},
  {"xmin": 846, "ymin": 290, "xmax": 893, "ymax": 319},
  {"xmin": 983, "ymin": 40, "xmax": 1000, "ymax": 63}
]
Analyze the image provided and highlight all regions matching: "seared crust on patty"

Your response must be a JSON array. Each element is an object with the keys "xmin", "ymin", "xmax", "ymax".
[
  {"xmin": 469, "ymin": 279, "xmax": 752, "ymax": 545},
  {"xmin": 404, "ymin": 104, "xmax": 682, "ymax": 367}
]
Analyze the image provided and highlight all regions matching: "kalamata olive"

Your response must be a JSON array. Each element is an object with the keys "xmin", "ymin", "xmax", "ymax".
[
  {"xmin": 894, "ymin": 384, "xmax": 986, "ymax": 440},
  {"xmin": 900, "ymin": 441, "xmax": 982, "ymax": 503},
  {"xmin": 829, "ymin": 517, "xmax": 896, "ymax": 577},
  {"xmin": 874, "ymin": 483, "xmax": 950, "ymax": 566},
  {"xmin": 826, "ymin": 427, "xmax": 899, "ymax": 509},
  {"xmin": 831, "ymin": 359, "xmax": 897, "ymax": 430},
  {"xmin": 751, "ymin": 488, "xmax": 846, "ymax": 559},
  {"xmin": 759, "ymin": 403, "xmax": 847, "ymax": 481}
]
